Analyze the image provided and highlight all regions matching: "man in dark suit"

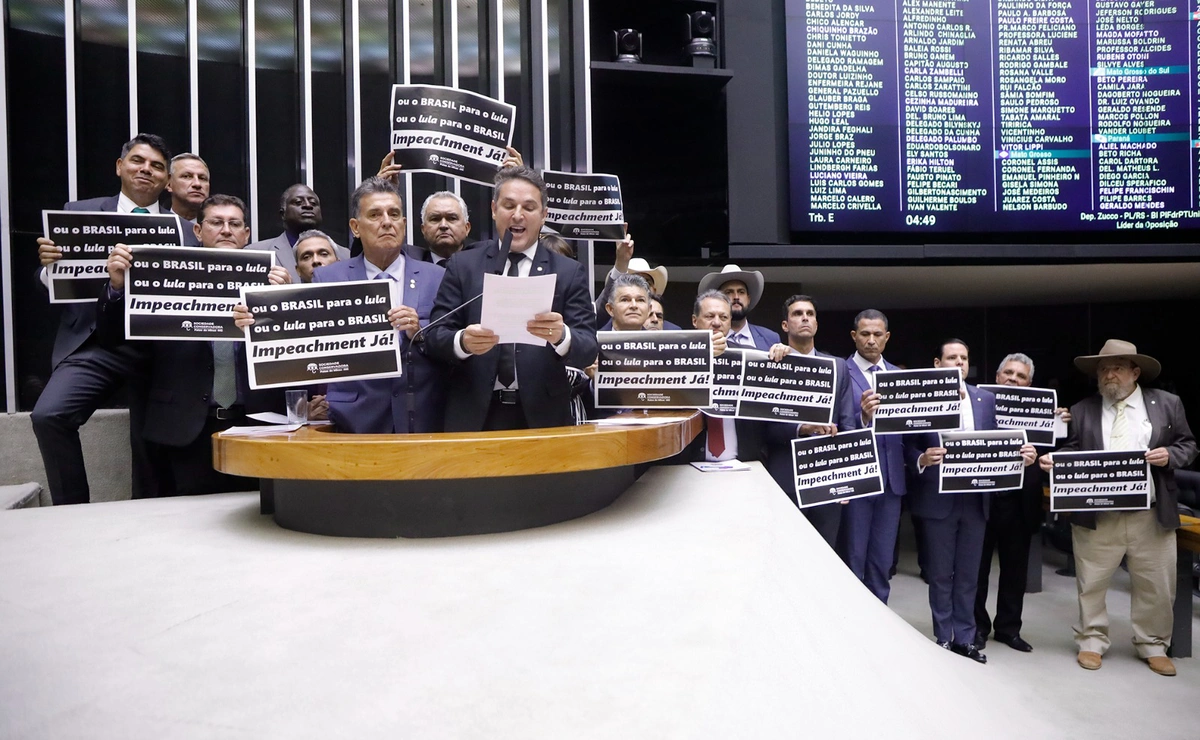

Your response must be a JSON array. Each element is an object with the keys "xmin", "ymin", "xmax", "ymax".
[
  {"xmin": 293, "ymin": 230, "xmax": 341, "ymax": 283},
  {"xmin": 407, "ymin": 190, "xmax": 472, "ymax": 265},
  {"xmin": 101, "ymin": 194, "xmax": 293, "ymax": 495},
  {"xmin": 247, "ymin": 184, "xmax": 349, "ymax": 282},
  {"xmin": 1040, "ymin": 339, "xmax": 1197, "ymax": 676},
  {"xmin": 311, "ymin": 178, "xmax": 446, "ymax": 434},
  {"xmin": 424, "ymin": 166, "xmax": 597, "ymax": 432},
  {"xmin": 841, "ymin": 309, "xmax": 907, "ymax": 602},
  {"xmin": 697, "ymin": 265, "xmax": 779, "ymax": 350},
  {"xmin": 686, "ymin": 291, "xmax": 759, "ymax": 463},
  {"xmin": 762, "ymin": 295, "xmax": 858, "ymax": 547},
  {"xmin": 899, "ymin": 339, "xmax": 1036, "ymax": 663},
  {"xmin": 165, "ymin": 153, "xmax": 209, "ymax": 245},
  {"xmin": 974, "ymin": 352, "xmax": 1048, "ymax": 653},
  {"xmin": 31, "ymin": 133, "xmax": 173, "ymax": 504}
]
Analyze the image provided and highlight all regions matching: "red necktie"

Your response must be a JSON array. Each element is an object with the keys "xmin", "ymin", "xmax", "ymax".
[{"xmin": 708, "ymin": 418, "xmax": 726, "ymax": 457}]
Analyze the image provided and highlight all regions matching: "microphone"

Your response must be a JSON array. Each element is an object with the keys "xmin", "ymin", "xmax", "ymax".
[
  {"xmin": 493, "ymin": 228, "xmax": 513, "ymax": 275},
  {"xmin": 410, "ymin": 291, "xmax": 483, "ymax": 345}
]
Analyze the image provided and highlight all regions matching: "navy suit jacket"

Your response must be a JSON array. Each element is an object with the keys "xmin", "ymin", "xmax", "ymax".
[
  {"xmin": 846, "ymin": 357, "xmax": 908, "ymax": 496},
  {"xmin": 312, "ymin": 255, "xmax": 446, "ymax": 434},
  {"xmin": 906, "ymin": 384, "xmax": 997, "ymax": 520},
  {"xmin": 424, "ymin": 239, "xmax": 598, "ymax": 432},
  {"xmin": 740, "ymin": 323, "xmax": 782, "ymax": 351}
]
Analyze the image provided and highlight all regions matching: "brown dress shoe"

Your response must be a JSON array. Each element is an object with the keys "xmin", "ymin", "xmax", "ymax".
[
  {"xmin": 1147, "ymin": 656, "xmax": 1177, "ymax": 676},
  {"xmin": 1077, "ymin": 651, "xmax": 1102, "ymax": 670}
]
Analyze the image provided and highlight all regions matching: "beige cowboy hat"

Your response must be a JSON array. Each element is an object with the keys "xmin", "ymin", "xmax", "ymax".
[
  {"xmin": 697, "ymin": 264, "xmax": 765, "ymax": 312},
  {"xmin": 1073, "ymin": 338, "xmax": 1161, "ymax": 382},
  {"xmin": 627, "ymin": 258, "xmax": 669, "ymax": 296}
]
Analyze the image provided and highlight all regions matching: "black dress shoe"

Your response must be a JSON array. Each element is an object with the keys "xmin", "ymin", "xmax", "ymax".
[
  {"xmin": 950, "ymin": 643, "xmax": 988, "ymax": 664},
  {"xmin": 936, "ymin": 639, "xmax": 952, "ymax": 650},
  {"xmin": 995, "ymin": 633, "xmax": 1033, "ymax": 652},
  {"xmin": 973, "ymin": 637, "xmax": 987, "ymax": 651}
]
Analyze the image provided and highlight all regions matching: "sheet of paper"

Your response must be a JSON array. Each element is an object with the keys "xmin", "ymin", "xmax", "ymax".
[
  {"xmin": 593, "ymin": 415, "xmax": 695, "ymax": 426},
  {"xmin": 219, "ymin": 424, "xmax": 303, "ymax": 437},
  {"xmin": 246, "ymin": 412, "xmax": 330, "ymax": 426},
  {"xmin": 480, "ymin": 272, "xmax": 557, "ymax": 345},
  {"xmin": 690, "ymin": 461, "xmax": 751, "ymax": 473},
  {"xmin": 1054, "ymin": 413, "xmax": 1068, "ymax": 438}
]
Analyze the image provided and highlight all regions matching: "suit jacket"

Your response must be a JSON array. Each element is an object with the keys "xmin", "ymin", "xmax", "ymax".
[
  {"xmin": 312, "ymin": 255, "xmax": 447, "ymax": 434},
  {"xmin": 763, "ymin": 350, "xmax": 859, "ymax": 500},
  {"xmin": 180, "ymin": 217, "xmax": 201, "ymax": 246},
  {"xmin": 906, "ymin": 384, "xmax": 997, "ymax": 521},
  {"xmin": 47, "ymin": 196, "xmax": 119, "ymax": 368},
  {"xmin": 1057, "ymin": 388, "xmax": 1197, "ymax": 530},
  {"xmin": 247, "ymin": 232, "xmax": 350, "ymax": 284},
  {"xmin": 597, "ymin": 317, "xmax": 683, "ymax": 332},
  {"xmin": 424, "ymin": 239, "xmax": 598, "ymax": 431},
  {"xmin": 739, "ymin": 323, "xmax": 782, "ymax": 351},
  {"xmin": 403, "ymin": 240, "xmax": 482, "ymax": 266},
  {"xmin": 846, "ymin": 357, "xmax": 907, "ymax": 495}
]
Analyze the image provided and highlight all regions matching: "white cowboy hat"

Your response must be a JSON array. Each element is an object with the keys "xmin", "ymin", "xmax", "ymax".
[
  {"xmin": 1073, "ymin": 338, "xmax": 1161, "ymax": 382},
  {"xmin": 697, "ymin": 264, "xmax": 765, "ymax": 312},
  {"xmin": 626, "ymin": 257, "xmax": 669, "ymax": 296}
]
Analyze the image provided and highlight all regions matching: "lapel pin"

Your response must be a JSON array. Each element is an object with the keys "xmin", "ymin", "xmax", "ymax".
[
  {"xmin": 536, "ymin": 265, "xmax": 544, "ymax": 273},
  {"xmin": 409, "ymin": 279, "xmax": 416, "ymax": 289}
]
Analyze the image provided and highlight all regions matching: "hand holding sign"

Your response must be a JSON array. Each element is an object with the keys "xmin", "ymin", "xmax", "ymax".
[
  {"xmin": 388, "ymin": 304, "xmax": 420, "ymax": 339},
  {"xmin": 37, "ymin": 237, "xmax": 63, "ymax": 267},
  {"xmin": 1146, "ymin": 447, "xmax": 1171, "ymax": 466},
  {"xmin": 920, "ymin": 446, "xmax": 947, "ymax": 467},
  {"xmin": 105, "ymin": 244, "xmax": 133, "ymax": 291}
]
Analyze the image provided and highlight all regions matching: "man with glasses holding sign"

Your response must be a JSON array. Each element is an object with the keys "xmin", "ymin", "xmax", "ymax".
[{"xmin": 1039, "ymin": 340, "xmax": 1196, "ymax": 677}]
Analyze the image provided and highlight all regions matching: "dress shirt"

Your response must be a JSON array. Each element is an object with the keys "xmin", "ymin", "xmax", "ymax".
[
  {"xmin": 1102, "ymin": 384, "xmax": 1155, "ymax": 501},
  {"xmin": 117, "ymin": 193, "xmax": 161, "ymax": 214},
  {"xmin": 363, "ymin": 252, "xmax": 406, "ymax": 306},
  {"xmin": 728, "ymin": 323, "xmax": 754, "ymax": 347}
]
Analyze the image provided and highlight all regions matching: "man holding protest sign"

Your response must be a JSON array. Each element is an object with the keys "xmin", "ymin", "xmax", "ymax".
[
  {"xmin": 973, "ymin": 353, "xmax": 1055, "ymax": 653},
  {"xmin": 1039, "ymin": 340, "xmax": 1196, "ymax": 676},
  {"xmin": 32, "ymin": 133, "xmax": 174, "ymax": 504},
  {"xmin": 247, "ymin": 184, "xmax": 349, "ymax": 283},
  {"xmin": 425, "ymin": 166, "xmax": 597, "ymax": 432},
  {"xmin": 101, "ymin": 194, "xmax": 294, "ymax": 496},
  {"xmin": 309, "ymin": 177, "xmax": 446, "ymax": 434},
  {"xmin": 165, "ymin": 153, "xmax": 210, "ymax": 242},
  {"xmin": 843, "ymin": 309, "xmax": 908, "ymax": 602},
  {"xmin": 899, "ymin": 339, "xmax": 1036, "ymax": 663},
  {"xmin": 684, "ymin": 290, "xmax": 760, "ymax": 463},
  {"xmin": 763, "ymin": 295, "xmax": 858, "ymax": 546}
]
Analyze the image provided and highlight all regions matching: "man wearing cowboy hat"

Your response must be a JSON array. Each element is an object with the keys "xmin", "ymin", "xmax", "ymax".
[
  {"xmin": 1040, "ymin": 339, "xmax": 1196, "ymax": 676},
  {"xmin": 596, "ymin": 240, "xmax": 680, "ymax": 330},
  {"xmin": 696, "ymin": 265, "xmax": 780, "ymax": 351}
]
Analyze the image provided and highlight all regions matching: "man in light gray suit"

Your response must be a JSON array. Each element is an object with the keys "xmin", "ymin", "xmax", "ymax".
[{"xmin": 247, "ymin": 183, "xmax": 349, "ymax": 282}]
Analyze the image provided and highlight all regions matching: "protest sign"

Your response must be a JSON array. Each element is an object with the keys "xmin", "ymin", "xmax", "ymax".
[
  {"xmin": 1050, "ymin": 450, "xmax": 1151, "ymax": 513},
  {"xmin": 594, "ymin": 330, "xmax": 712, "ymax": 408},
  {"xmin": 241, "ymin": 280, "xmax": 402, "ymax": 389},
  {"xmin": 125, "ymin": 246, "xmax": 274, "ymax": 341},
  {"xmin": 542, "ymin": 170, "xmax": 625, "ymax": 241},
  {"xmin": 390, "ymin": 84, "xmax": 516, "ymax": 186},
  {"xmin": 791, "ymin": 428, "xmax": 884, "ymax": 508},
  {"xmin": 979, "ymin": 384, "xmax": 1058, "ymax": 446},
  {"xmin": 872, "ymin": 367, "xmax": 962, "ymax": 435},
  {"xmin": 705, "ymin": 349, "xmax": 745, "ymax": 418},
  {"xmin": 42, "ymin": 210, "xmax": 184, "ymax": 303},
  {"xmin": 937, "ymin": 429, "xmax": 1028, "ymax": 494},
  {"xmin": 738, "ymin": 351, "xmax": 837, "ymax": 424}
]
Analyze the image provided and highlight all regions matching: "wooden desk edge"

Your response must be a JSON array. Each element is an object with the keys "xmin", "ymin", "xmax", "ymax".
[{"xmin": 213, "ymin": 411, "xmax": 704, "ymax": 480}]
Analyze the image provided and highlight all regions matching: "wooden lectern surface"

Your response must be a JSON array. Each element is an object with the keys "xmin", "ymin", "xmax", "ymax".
[{"xmin": 213, "ymin": 411, "xmax": 702, "ymax": 481}]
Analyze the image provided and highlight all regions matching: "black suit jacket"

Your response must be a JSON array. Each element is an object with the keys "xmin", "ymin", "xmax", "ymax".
[
  {"xmin": 424, "ymin": 239, "xmax": 598, "ymax": 431},
  {"xmin": 46, "ymin": 196, "xmax": 119, "ymax": 368},
  {"xmin": 1057, "ymin": 388, "xmax": 1197, "ymax": 530}
]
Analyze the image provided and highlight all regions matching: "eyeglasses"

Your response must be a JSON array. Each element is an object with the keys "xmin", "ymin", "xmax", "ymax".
[{"xmin": 203, "ymin": 219, "xmax": 246, "ymax": 230}]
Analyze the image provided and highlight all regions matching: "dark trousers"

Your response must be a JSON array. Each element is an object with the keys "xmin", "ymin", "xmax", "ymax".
[
  {"xmin": 31, "ymin": 341, "xmax": 154, "ymax": 504},
  {"xmin": 803, "ymin": 503, "xmax": 843, "ymax": 550},
  {"xmin": 154, "ymin": 415, "xmax": 257, "ymax": 496},
  {"xmin": 840, "ymin": 492, "xmax": 903, "ymax": 603},
  {"xmin": 483, "ymin": 396, "xmax": 528, "ymax": 431},
  {"xmin": 975, "ymin": 491, "xmax": 1033, "ymax": 639},
  {"xmin": 918, "ymin": 495, "xmax": 988, "ymax": 645}
]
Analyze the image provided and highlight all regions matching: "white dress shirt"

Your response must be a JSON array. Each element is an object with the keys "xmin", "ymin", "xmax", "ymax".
[{"xmin": 1102, "ymin": 384, "xmax": 1156, "ymax": 501}]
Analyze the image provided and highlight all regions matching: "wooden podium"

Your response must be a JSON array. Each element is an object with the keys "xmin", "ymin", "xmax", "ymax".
[{"xmin": 213, "ymin": 411, "xmax": 702, "ymax": 538}]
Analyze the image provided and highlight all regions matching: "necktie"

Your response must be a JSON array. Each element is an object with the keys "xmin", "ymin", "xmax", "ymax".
[
  {"xmin": 868, "ymin": 364, "xmax": 880, "ymax": 373},
  {"xmin": 496, "ymin": 253, "xmax": 523, "ymax": 388},
  {"xmin": 132, "ymin": 207, "xmax": 150, "ymax": 214},
  {"xmin": 211, "ymin": 342, "xmax": 238, "ymax": 409},
  {"xmin": 708, "ymin": 418, "xmax": 726, "ymax": 458},
  {"xmin": 1110, "ymin": 400, "xmax": 1129, "ymax": 449}
]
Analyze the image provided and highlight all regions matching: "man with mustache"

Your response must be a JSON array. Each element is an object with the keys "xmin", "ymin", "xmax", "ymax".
[
  {"xmin": 696, "ymin": 265, "xmax": 779, "ymax": 350},
  {"xmin": 1040, "ymin": 340, "xmax": 1196, "ymax": 676}
]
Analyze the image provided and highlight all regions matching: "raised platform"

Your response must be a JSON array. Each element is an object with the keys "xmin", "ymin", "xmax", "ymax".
[
  {"xmin": 212, "ymin": 413, "xmax": 702, "ymax": 538},
  {"xmin": 0, "ymin": 464, "xmax": 1062, "ymax": 739}
]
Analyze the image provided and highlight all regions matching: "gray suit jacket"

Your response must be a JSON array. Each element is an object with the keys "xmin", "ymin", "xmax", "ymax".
[
  {"xmin": 247, "ymin": 232, "xmax": 349, "ymax": 284},
  {"xmin": 1057, "ymin": 387, "xmax": 1197, "ymax": 530}
]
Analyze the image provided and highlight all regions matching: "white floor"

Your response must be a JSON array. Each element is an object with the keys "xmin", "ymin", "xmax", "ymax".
[{"xmin": 0, "ymin": 465, "xmax": 1191, "ymax": 738}]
